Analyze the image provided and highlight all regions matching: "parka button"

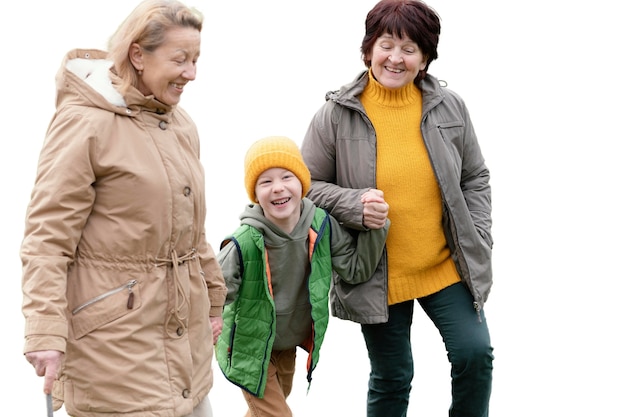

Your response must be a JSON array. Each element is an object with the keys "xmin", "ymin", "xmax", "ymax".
[
  {"xmin": 183, "ymin": 186, "xmax": 191, "ymax": 196},
  {"xmin": 159, "ymin": 120, "xmax": 167, "ymax": 130},
  {"xmin": 182, "ymin": 389, "xmax": 190, "ymax": 398},
  {"xmin": 176, "ymin": 327, "xmax": 184, "ymax": 336}
]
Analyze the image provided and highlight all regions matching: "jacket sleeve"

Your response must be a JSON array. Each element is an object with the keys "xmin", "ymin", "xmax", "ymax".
[
  {"xmin": 21, "ymin": 112, "xmax": 98, "ymax": 354},
  {"xmin": 329, "ymin": 215, "xmax": 390, "ymax": 284},
  {"xmin": 454, "ymin": 92, "xmax": 493, "ymax": 248},
  {"xmin": 301, "ymin": 104, "xmax": 371, "ymax": 231},
  {"xmin": 198, "ymin": 231, "xmax": 227, "ymax": 316}
]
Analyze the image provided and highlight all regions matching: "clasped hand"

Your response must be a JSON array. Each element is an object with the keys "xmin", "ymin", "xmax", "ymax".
[{"xmin": 361, "ymin": 189, "xmax": 389, "ymax": 229}]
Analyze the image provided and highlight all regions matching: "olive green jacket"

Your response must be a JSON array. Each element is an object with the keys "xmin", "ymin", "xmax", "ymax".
[{"xmin": 302, "ymin": 71, "xmax": 493, "ymax": 323}]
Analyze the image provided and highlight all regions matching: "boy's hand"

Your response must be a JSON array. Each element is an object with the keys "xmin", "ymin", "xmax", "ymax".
[
  {"xmin": 210, "ymin": 316, "xmax": 223, "ymax": 344},
  {"xmin": 361, "ymin": 189, "xmax": 388, "ymax": 230}
]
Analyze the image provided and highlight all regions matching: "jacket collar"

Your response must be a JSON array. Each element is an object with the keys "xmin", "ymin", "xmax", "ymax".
[{"xmin": 327, "ymin": 70, "xmax": 445, "ymax": 114}]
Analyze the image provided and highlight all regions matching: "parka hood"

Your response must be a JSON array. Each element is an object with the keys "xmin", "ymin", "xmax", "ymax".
[
  {"xmin": 56, "ymin": 48, "xmax": 173, "ymax": 116},
  {"xmin": 64, "ymin": 53, "xmax": 125, "ymax": 107}
]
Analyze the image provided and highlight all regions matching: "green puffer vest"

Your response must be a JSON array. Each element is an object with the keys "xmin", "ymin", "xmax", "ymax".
[{"xmin": 216, "ymin": 208, "xmax": 332, "ymax": 398}]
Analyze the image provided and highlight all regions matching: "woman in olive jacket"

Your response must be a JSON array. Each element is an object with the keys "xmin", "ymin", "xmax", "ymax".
[
  {"xmin": 302, "ymin": 71, "xmax": 493, "ymax": 324},
  {"xmin": 300, "ymin": 1, "xmax": 494, "ymax": 416},
  {"xmin": 20, "ymin": 2, "xmax": 227, "ymax": 416}
]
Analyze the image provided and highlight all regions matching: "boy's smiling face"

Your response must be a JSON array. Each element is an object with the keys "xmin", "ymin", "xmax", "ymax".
[{"xmin": 255, "ymin": 167, "xmax": 303, "ymax": 233}]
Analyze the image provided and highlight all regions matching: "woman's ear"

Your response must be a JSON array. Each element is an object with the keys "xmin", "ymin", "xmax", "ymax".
[{"xmin": 129, "ymin": 43, "xmax": 144, "ymax": 72}]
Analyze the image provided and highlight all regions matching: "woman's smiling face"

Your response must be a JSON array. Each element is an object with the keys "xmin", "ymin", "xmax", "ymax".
[
  {"xmin": 367, "ymin": 33, "xmax": 427, "ymax": 90},
  {"xmin": 131, "ymin": 26, "xmax": 200, "ymax": 105}
]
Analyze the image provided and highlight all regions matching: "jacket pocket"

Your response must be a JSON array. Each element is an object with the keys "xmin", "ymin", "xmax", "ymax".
[
  {"xmin": 71, "ymin": 279, "xmax": 141, "ymax": 339},
  {"xmin": 436, "ymin": 120, "xmax": 464, "ymax": 172}
]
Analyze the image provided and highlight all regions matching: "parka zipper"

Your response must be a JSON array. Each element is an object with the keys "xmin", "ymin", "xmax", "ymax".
[{"xmin": 72, "ymin": 279, "xmax": 138, "ymax": 315}]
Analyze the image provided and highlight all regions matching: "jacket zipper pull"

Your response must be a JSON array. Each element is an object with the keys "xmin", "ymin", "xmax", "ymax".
[{"xmin": 127, "ymin": 282, "xmax": 135, "ymax": 309}]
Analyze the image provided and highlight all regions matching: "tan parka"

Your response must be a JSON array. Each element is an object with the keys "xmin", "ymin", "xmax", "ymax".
[{"xmin": 20, "ymin": 49, "xmax": 227, "ymax": 417}]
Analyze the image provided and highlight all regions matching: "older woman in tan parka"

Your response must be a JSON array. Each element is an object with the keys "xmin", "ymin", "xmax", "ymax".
[{"xmin": 20, "ymin": 1, "xmax": 227, "ymax": 416}]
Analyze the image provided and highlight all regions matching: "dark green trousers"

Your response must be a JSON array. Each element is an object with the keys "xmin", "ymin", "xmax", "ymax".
[{"xmin": 361, "ymin": 282, "xmax": 494, "ymax": 417}]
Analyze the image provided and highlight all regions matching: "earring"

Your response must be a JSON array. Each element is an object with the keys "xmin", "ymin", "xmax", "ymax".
[{"xmin": 137, "ymin": 70, "xmax": 143, "ymax": 76}]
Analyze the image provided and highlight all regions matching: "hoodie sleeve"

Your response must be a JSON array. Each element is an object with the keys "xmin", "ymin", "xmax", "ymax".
[
  {"xmin": 216, "ymin": 241, "xmax": 243, "ymax": 305},
  {"xmin": 329, "ymin": 215, "xmax": 390, "ymax": 284},
  {"xmin": 198, "ymin": 231, "xmax": 227, "ymax": 316}
]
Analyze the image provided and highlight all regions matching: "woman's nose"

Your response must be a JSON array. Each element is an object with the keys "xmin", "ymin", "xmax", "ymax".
[
  {"xmin": 388, "ymin": 53, "xmax": 402, "ymax": 63},
  {"xmin": 183, "ymin": 63, "xmax": 197, "ymax": 80}
]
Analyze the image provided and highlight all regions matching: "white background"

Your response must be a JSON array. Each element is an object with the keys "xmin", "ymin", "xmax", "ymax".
[{"xmin": 2, "ymin": 0, "xmax": 625, "ymax": 415}]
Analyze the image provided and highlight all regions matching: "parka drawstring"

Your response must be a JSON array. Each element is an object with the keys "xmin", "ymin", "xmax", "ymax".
[{"xmin": 156, "ymin": 248, "xmax": 197, "ymax": 333}]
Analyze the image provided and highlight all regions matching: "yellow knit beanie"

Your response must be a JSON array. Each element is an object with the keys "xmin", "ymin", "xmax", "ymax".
[{"xmin": 244, "ymin": 136, "xmax": 311, "ymax": 202}]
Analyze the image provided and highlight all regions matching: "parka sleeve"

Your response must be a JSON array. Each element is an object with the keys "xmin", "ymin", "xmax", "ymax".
[
  {"xmin": 21, "ymin": 112, "xmax": 99, "ymax": 354},
  {"xmin": 329, "ymin": 215, "xmax": 390, "ymax": 284}
]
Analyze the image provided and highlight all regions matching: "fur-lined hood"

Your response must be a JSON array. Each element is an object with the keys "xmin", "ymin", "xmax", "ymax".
[
  {"xmin": 55, "ymin": 48, "xmax": 172, "ymax": 115},
  {"xmin": 65, "ymin": 54, "xmax": 125, "ymax": 106},
  {"xmin": 57, "ymin": 49, "xmax": 125, "ymax": 107}
]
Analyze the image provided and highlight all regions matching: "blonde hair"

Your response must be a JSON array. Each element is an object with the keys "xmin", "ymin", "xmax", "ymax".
[{"xmin": 107, "ymin": 0, "xmax": 203, "ymax": 94}]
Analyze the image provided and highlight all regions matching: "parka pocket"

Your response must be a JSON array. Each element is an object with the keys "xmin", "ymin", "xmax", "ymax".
[{"xmin": 71, "ymin": 279, "xmax": 141, "ymax": 339}]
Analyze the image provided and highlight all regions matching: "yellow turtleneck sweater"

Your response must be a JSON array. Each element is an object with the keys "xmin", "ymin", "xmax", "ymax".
[{"xmin": 361, "ymin": 71, "xmax": 460, "ymax": 305}]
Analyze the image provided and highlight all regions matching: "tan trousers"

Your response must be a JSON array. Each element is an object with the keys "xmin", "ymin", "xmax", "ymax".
[{"xmin": 243, "ymin": 348, "xmax": 297, "ymax": 417}]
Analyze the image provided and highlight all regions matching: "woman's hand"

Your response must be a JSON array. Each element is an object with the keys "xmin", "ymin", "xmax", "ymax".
[
  {"xmin": 25, "ymin": 349, "xmax": 63, "ymax": 395},
  {"xmin": 361, "ymin": 189, "xmax": 389, "ymax": 229}
]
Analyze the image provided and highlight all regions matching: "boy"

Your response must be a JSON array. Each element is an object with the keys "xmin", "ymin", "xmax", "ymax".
[{"xmin": 216, "ymin": 136, "xmax": 390, "ymax": 416}]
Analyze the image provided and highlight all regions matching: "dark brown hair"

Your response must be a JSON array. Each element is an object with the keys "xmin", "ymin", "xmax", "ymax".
[{"xmin": 361, "ymin": 0, "xmax": 440, "ymax": 84}]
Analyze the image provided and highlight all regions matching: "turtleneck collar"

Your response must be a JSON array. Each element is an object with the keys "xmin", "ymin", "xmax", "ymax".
[{"xmin": 363, "ymin": 69, "xmax": 421, "ymax": 107}]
